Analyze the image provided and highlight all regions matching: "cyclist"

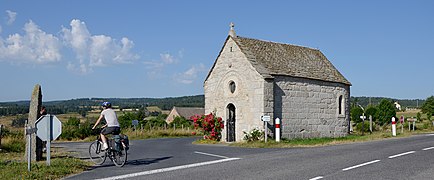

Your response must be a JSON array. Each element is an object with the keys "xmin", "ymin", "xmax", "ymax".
[{"xmin": 92, "ymin": 101, "xmax": 120, "ymax": 150}]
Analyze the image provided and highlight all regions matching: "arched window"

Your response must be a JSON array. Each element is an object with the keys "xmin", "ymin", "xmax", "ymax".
[
  {"xmin": 229, "ymin": 81, "xmax": 236, "ymax": 93},
  {"xmin": 338, "ymin": 95, "xmax": 343, "ymax": 115}
]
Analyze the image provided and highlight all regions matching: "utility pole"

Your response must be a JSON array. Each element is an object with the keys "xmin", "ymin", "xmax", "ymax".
[{"xmin": 358, "ymin": 104, "xmax": 366, "ymax": 136}]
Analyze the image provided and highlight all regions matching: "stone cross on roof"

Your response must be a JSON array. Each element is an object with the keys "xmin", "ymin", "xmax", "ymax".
[{"xmin": 229, "ymin": 22, "xmax": 236, "ymax": 37}]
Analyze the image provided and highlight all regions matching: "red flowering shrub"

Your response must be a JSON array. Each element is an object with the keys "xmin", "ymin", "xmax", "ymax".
[{"xmin": 190, "ymin": 112, "xmax": 224, "ymax": 141}]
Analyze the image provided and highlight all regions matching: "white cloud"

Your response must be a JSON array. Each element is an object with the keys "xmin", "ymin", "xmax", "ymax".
[
  {"xmin": 143, "ymin": 52, "xmax": 180, "ymax": 78},
  {"xmin": 6, "ymin": 10, "xmax": 17, "ymax": 25},
  {"xmin": 174, "ymin": 63, "xmax": 207, "ymax": 84},
  {"xmin": 160, "ymin": 53, "xmax": 177, "ymax": 64},
  {"xmin": 0, "ymin": 20, "xmax": 62, "ymax": 64},
  {"xmin": 61, "ymin": 19, "xmax": 139, "ymax": 74}
]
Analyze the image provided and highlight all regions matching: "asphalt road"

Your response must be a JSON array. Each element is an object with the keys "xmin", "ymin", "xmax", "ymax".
[{"xmin": 57, "ymin": 134, "xmax": 434, "ymax": 180}]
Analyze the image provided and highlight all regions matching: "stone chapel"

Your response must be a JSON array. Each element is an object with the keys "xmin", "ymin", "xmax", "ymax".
[{"xmin": 204, "ymin": 23, "xmax": 351, "ymax": 142}]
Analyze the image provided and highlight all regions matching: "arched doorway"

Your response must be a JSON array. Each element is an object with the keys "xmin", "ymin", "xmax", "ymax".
[{"xmin": 226, "ymin": 103, "xmax": 236, "ymax": 142}]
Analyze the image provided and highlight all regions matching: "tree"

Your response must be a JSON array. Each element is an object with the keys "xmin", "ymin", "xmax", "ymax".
[
  {"xmin": 350, "ymin": 106, "xmax": 364, "ymax": 123},
  {"xmin": 376, "ymin": 99, "xmax": 396, "ymax": 126},
  {"xmin": 118, "ymin": 112, "xmax": 137, "ymax": 129},
  {"xmin": 421, "ymin": 96, "xmax": 434, "ymax": 119},
  {"xmin": 416, "ymin": 112, "xmax": 422, "ymax": 122},
  {"xmin": 365, "ymin": 105, "xmax": 378, "ymax": 122}
]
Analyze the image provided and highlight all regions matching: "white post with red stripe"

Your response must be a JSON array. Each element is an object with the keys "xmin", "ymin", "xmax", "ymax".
[
  {"xmin": 275, "ymin": 118, "xmax": 281, "ymax": 142},
  {"xmin": 392, "ymin": 117, "xmax": 396, "ymax": 137}
]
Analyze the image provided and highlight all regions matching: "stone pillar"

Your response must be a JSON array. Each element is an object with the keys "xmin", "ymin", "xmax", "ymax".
[{"xmin": 25, "ymin": 84, "xmax": 43, "ymax": 161}]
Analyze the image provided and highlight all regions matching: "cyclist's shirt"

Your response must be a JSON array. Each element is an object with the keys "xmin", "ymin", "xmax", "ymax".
[{"xmin": 101, "ymin": 108, "xmax": 120, "ymax": 127}]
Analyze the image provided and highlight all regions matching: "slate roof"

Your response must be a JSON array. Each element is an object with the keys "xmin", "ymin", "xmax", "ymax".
[
  {"xmin": 173, "ymin": 107, "xmax": 205, "ymax": 119},
  {"xmin": 233, "ymin": 36, "xmax": 351, "ymax": 85}
]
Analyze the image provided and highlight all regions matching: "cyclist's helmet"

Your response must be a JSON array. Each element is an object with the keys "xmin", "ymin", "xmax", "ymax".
[{"xmin": 102, "ymin": 101, "xmax": 111, "ymax": 108}]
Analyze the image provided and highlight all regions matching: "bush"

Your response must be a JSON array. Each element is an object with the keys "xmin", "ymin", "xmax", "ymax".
[
  {"xmin": 169, "ymin": 116, "xmax": 193, "ymax": 129},
  {"xmin": 422, "ymin": 122, "xmax": 430, "ymax": 130},
  {"xmin": 60, "ymin": 117, "xmax": 94, "ymax": 140},
  {"xmin": 11, "ymin": 115, "xmax": 27, "ymax": 128},
  {"xmin": 355, "ymin": 121, "xmax": 376, "ymax": 132},
  {"xmin": 243, "ymin": 128, "xmax": 264, "ymax": 142},
  {"xmin": 1, "ymin": 127, "xmax": 25, "ymax": 152},
  {"xmin": 143, "ymin": 117, "xmax": 167, "ymax": 129},
  {"xmin": 117, "ymin": 109, "xmax": 148, "ymax": 129},
  {"xmin": 2, "ymin": 138, "xmax": 25, "ymax": 152},
  {"xmin": 191, "ymin": 113, "xmax": 224, "ymax": 141}
]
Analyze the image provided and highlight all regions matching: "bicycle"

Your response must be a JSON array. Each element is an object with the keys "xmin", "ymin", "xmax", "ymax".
[{"xmin": 88, "ymin": 129, "xmax": 128, "ymax": 167}]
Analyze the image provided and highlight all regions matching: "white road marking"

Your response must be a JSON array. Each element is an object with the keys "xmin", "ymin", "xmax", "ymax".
[
  {"xmin": 309, "ymin": 176, "xmax": 324, "ymax": 180},
  {"xmin": 388, "ymin": 151, "xmax": 415, "ymax": 159},
  {"xmin": 342, "ymin": 160, "xmax": 380, "ymax": 171},
  {"xmin": 422, "ymin": 147, "xmax": 434, "ymax": 151},
  {"xmin": 95, "ymin": 158, "xmax": 241, "ymax": 180},
  {"xmin": 425, "ymin": 134, "xmax": 434, "ymax": 136},
  {"xmin": 194, "ymin": 151, "xmax": 229, "ymax": 159}
]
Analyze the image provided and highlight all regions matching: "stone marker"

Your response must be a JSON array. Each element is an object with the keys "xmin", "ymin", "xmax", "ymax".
[{"xmin": 25, "ymin": 84, "xmax": 43, "ymax": 161}]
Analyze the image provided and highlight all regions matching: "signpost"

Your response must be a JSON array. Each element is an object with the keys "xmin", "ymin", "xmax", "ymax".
[
  {"xmin": 132, "ymin": 120, "xmax": 139, "ymax": 135},
  {"xmin": 26, "ymin": 125, "xmax": 37, "ymax": 171},
  {"xmin": 0, "ymin": 124, "xmax": 3, "ymax": 150},
  {"xmin": 360, "ymin": 115, "xmax": 366, "ymax": 135},
  {"xmin": 35, "ymin": 114, "xmax": 62, "ymax": 166},
  {"xmin": 400, "ymin": 116, "xmax": 404, "ymax": 133},
  {"xmin": 261, "ymin": 115, "xmax": 270, "ymax": 143},
  {"xmin": 408, "ymin": 117, "xmax": 416, "ymax": 131},
  {"xmin": 358, "ymin": 105, "xmax": 366, "ymax": 135}
]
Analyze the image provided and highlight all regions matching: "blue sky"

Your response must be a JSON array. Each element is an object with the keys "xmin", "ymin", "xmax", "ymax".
[{"xmin": 0, "ymin": 1, "xmax": 433, "ymax": 102}]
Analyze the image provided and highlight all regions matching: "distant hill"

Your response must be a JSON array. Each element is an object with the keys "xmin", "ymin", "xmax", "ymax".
[
  {"xmin": 350, "ymin": 96, "xmax": 425, "ymax": 108},
  {"xmin": 0, "ymin": 95, "xmax": 204, "ymax": 116},
  {"xmin": 0, "ymin": 95, "xmax": 426, "ymax": 116}
]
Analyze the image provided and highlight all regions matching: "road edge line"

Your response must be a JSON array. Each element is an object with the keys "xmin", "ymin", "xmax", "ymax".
[{"xmin": 95, "ymin": 157, "xmax": 241, "ymax": 180}]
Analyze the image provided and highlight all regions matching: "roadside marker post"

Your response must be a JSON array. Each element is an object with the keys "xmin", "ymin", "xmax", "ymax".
[
  {"xmin": 392, "ymin": 117, "xmax": 396, "ymax": 136},
  {"xmin": 261, "ymin": 115, "xmax": 270, "ymax": 143},
  {"xmin": 275, "ymin": 118, "xmax": 281, "ymax": 142}
]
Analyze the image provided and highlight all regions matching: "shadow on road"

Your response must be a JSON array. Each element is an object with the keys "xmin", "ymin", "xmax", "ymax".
[
  {"xmin": 87, "ymin": 156, "xmax": 173, "ymax": 170},
  {"xmin": 127, "ymin": 156, "xmax": 172, "ymax": 166}
]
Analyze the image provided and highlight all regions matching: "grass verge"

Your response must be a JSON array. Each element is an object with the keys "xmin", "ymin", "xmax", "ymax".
[
  {"xmin": 222, "ymin": 131, "xmax": 427, "ymax": 148},
  {"xmin": 116, "ymin": 128, "xmax": 196, "ymax": 140},
  {"xmin": 0, "ymin": 155, "xmax": 92, "ymax": 180},
  {"xmin": 1, "ymin": 133, "xmax": 92, "ymax": 180}
]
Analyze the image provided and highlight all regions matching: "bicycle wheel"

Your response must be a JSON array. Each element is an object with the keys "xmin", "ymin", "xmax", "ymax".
[
  {"xmin": 112, "ymin": 148, "xmax": 127, "ymax": 167},
  {"xmin": 89, "ymin": 141, "xmax": 106, "ymax": 165}
]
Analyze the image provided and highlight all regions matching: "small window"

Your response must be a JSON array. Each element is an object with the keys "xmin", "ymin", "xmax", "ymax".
[
  {"xmin": 229, "ymin": 81, "xmax": 236, "ymax": 93},
  {"xmin": 338, "ymin": 95, "xmax": 343, "ymax": 115}
]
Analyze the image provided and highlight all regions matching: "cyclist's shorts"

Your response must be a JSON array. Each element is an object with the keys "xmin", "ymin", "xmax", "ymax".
[{"xmin": 101, "ymin": 126, "xmax": 120, "ymax": 135}]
